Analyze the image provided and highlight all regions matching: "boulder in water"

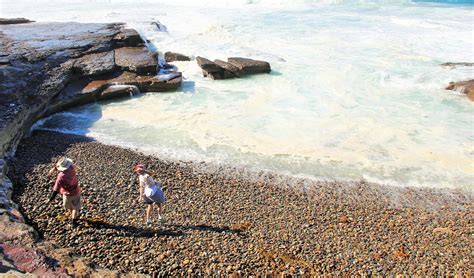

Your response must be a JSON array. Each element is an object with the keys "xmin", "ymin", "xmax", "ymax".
[
  {"xmin": 227, "ymin": 57, "xmax": 271, "ymax": 74},
  {"xmin": 165, "ymin": 52, "xmax": 191, "ymax": 62},
  {"xmin": 214, "ymin": 59, "xmax": 240, "ymax": 77},
  {"xmin": 446, "ymin": 79, "xmax": 474, "ymax": 101}
]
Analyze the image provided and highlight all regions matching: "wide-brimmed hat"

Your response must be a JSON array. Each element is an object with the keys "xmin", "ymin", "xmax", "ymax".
[
  {"xmin": 133, "ymin": 164, "xmax": 146, "ymax": 173},
  {"xmin": 56, "ymin": 157, "xmax": 73, "ymax": 171}
]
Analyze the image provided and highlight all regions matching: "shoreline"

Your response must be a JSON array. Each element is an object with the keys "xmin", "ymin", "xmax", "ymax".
[{"xmin": 8, "ymin": 130, "xmax": 473, "ymax": 275}]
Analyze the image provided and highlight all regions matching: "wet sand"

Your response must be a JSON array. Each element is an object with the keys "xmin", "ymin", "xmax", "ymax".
[{"xmin": 8, "ymin": 131, "xmax": 473, "ymax": 276}]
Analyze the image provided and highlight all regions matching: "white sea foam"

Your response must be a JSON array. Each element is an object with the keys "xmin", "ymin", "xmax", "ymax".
[{"xmin": 2, "ymin": 0, "xmax": 473, "ymax": 191}]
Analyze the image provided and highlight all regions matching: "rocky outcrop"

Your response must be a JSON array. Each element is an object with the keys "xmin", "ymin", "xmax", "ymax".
[
  {"xmin": 165, "ymin": 51, "xmax": 191, "ymax": 62},
  {"xmin": 0, "ymin": 159, "xmax": 38, "ymax": 247},
  {"xmin": 446, "ymin": 79, "xmax": 474, "ymax": 101},
  {"xmin": 196, "ymin": 56, "xmax": 271, "ymax": 80},
  {"xmin": 441, "ymin": 62, "xmax": 474, "ymax": 69},
  {"xmin": 0, "ymin": 21, "xmax": 182, "ymax": 155},
  {"xmin": 0, "ymin": 19, "xmax": 182, "ymax": 276}
]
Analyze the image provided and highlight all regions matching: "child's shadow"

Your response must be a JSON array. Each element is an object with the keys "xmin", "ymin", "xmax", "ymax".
[{"xmin": 82, "ymin": 218, "xmax": 183, "ymax": 238}]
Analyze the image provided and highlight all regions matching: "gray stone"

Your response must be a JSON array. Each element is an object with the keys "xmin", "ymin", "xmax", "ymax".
[{"xmin": 73, "ymin": 51, "xmax": 116, "ymax": 76}]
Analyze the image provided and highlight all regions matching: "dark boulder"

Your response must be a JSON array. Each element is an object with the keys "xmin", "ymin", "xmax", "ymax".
[
  {"xmin": 73, "ymin": 51, "xmax": 116, "ymax": 76},
  {"xmin": 115, "ymin": 47, "xmax": 157, "ymax": 75},
  {"xmin": 214, "ymin": 59, "xmax": 240, "ymax": 77},
  {"xmin": 196, "ymin": 57, "xmax": 225, "ymax": 79},
  {"xmin": 0, "ymin": 18, "xmax": 34, "ymax": 25},
  {"xmin": 113, "ymin": 28, "xmax": 144, "ymax": 47},
  {"xmin": 446, "ymin": 79, "xmax": 474, "ymax": 101},
  {"xmin": 228, "ymin": 57, "xmax": 271, "ymax": 74},
  {"xmin": 165, "ymin": 51, "xmax": 191, "ymax": 62},
  {"xmin": 441, "ymin": 62, "xmax": 474, "ymax": 69},
  {"xmin": 196, "ymin": 56, "xmax": 222, "ymax": 73}
]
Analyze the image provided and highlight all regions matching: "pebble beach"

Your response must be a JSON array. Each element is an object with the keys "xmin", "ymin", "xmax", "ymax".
[{"xmin": 8, "ymin": 130, "xmax": 473, "ymax": 276}]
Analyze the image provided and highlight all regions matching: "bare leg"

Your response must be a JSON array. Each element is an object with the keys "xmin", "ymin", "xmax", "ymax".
[
  {"xmin": 158, "ymin": 203, "xmax": 165, "ymax": 223},
  {"xmin": 157, "ymin": 203, "xmax": 163, "ymax": 217},
  {"xmin": 71, "ymin": 209, "xmax": 80, "ymax": 220},
  {"xmin": 146, "ymin": 204, "xmax": 153, "ymax": 222}
]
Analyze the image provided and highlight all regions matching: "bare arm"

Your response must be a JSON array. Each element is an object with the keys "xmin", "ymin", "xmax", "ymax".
[
  {"xmin": 48, "ymin": 165, "xmax": 57, "ymax": 176},
  {"xmin": 139, "ymin": 185, "xmax": 144, "ymax": 200}
]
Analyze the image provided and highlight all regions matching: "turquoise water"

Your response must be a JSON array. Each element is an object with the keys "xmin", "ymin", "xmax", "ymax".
[{"xmin": 2, "ymin": 0, "xmax": 473, "ymax": 189}]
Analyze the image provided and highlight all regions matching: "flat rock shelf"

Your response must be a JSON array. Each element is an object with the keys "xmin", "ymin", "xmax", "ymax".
[{"xmin": 8, "ymin": 131, "xmax": 473, "ymax": 276}]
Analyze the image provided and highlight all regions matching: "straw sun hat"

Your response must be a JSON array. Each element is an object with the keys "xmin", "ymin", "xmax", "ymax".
[{"xmin": 56, "ymin": 157, "xmax": 73, "ymax": 171}]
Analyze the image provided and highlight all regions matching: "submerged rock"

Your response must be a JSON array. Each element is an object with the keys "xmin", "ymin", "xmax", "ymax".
[{"xmin": 446, "ymin": 79, "xmax": 474, "ymax": 101}]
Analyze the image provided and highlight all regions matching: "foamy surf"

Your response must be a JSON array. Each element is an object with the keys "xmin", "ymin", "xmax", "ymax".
[{"xmin": 4, "ymin": 0, "xmax": 473, "ymax": 191}]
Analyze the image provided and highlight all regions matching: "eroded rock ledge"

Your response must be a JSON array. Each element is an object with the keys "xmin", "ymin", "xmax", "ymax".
[{"xmin": 0, "ymin": 19, "xmax": 182, "ymax": 276}]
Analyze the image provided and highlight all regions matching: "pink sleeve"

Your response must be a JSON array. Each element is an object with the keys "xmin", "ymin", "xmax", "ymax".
[{"xmin": 53, "ymin": 173, "xmax": 63, "ymax": 192}]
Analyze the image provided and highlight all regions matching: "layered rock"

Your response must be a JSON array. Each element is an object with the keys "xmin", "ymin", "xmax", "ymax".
[
  {"xmin": 165, "ymin": 51, "xmax": 191, "ymax": 62},
  {"xmin": 446, "ymin": 79, "xmax": 474, "ymax": 101},
  {"xmin": 0, "ymin": 21, "xmax": 181, "ymax": 155},
  {"xmin": 115, "ymin": 47, "xmax": 157, "ymax": 75},
  {"xmin": 72, "ymin": 51, "xmax": 116, "ymax": 76},
  {"xmin": 196, "ymin": 56, "xmax": 271, "ymax": 79}
]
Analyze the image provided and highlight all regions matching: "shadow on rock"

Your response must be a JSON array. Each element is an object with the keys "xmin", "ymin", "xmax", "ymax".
[{"xmin": 82, "ymin": 218, "xmax": 183, "ymax": 238}]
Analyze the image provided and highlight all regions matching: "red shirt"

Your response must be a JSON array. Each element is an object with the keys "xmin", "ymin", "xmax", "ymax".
[{"xmin": 53, "ymin": 166, "xmax": 80, "ymax": 196}]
